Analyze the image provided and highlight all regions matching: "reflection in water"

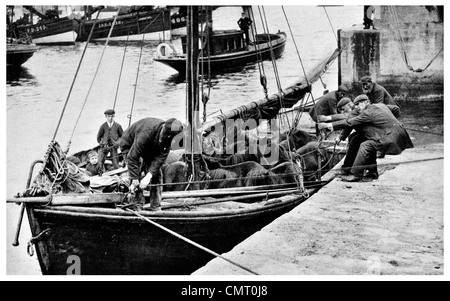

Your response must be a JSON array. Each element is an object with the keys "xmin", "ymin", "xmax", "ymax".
[{"xmin": 7, "ymin": 65, "xmax": 37, "ymax": 86}]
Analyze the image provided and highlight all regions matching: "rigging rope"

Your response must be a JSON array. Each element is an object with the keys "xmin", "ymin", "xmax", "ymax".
[
  {"xmin": 281, "ymin": 5, "xmax": 320, "ymax": 124},
  {"xmin": 68, "ymin": 7, "xmax": 122, "ymax": 148},
  {"xmin": 113, "ymin": 30, "xmax": 130, "ymax": 111},
  {"xmin": 128, "ymin": 30, "xmax": 146, "ymax": 127},
  {"xmin": 258, "ymin": 6, "xmax": 292, "ymax": 132},
  {"xmin": 199, "ymin": 7, "xmax": 212, "ymax": 123},
  {"xmin": 51, "ymin": 9, "xmax": 102, "ymax": 142},
  {"xmin": 322, "ymin": 6, "xmax": 338, "ymax": 43},
  {"xmin": 249, "ymin": 8, "xmax": 269, "ymax": 98}
]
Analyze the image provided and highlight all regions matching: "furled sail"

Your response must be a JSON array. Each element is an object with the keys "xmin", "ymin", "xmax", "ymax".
[{"xmin": 202, "ymin": 48, "xmax": 340, "ymax": 133}]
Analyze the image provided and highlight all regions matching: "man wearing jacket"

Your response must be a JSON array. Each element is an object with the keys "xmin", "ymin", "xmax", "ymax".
[
  {"xmin": 361, "ymin": 76, "xmax": 399, "ymax": 106},
  {"xmin": 308, "ymin": 84, "xmax": 350, "ymax": 123},
  {"xmin": 318, "ymin": 95, "xmax": 413, "ymax": 182},
  {"xmin": 120, "ymin": 117, "xmax": 184, "ymax": 210},
  {"xmin": 97, "ymin": 109, "xmax": 124, "ymax": 170}
]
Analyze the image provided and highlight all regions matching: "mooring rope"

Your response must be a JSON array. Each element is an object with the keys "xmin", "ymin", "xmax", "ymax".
[
  {"xmin": 124, "ymin": 208, "xmax": 259, "ymax": 275},
  {"xmin": 388, "ymin": 6, "xmax": 443, "ymax": 73}
]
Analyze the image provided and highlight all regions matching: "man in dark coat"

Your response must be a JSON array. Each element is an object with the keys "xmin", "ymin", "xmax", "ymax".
[
  {"xmin": 361, "ymin": 76, "xmax": 399, "ymax": 106},
  {"xmin": 318, "ymin": 95, "xmax": 413, "ymax": 182},
  {"xmin": 119, "ymin": 117, "xmax": 184, "ymax": 210},
  {"xmin": 237, "ymin": 12, "xmax": 253, "ymax": 46},
  {"xmin": 308, "ymin": 84, "xmax": 350, "ymax": 123},
  {"xmin": 97, "ymin": 109, "xmax": 123, "ymax": 170}
]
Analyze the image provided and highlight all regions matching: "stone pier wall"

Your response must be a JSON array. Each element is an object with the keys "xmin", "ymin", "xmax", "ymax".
[{"xmin": 339, "ymin": 6, "xmax": 443, "ymax": 101}]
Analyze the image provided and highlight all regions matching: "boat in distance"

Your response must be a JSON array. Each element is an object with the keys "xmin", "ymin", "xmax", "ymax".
[
  {"xmin": 7, "ymin": 39, "xmax": 38, "ymax": 66},
  {"xmin": 154, "ymin": 30, "xmax": 287, "ymax": 74},
  {"xmin": 77, "ymin": 6, "xmax": 172, "ymax": 43}
]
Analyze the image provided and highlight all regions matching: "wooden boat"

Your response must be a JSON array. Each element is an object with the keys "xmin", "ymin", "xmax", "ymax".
[
  {"xmin": 7, "ymin": 39, "xmax": 38, "ymax": 66},
  {"xmin": 9, "ymin": 6, "xmax": 344, "ymax": 275},
  {"xmin": 77, "ymin": 6, "xmax": 172, "ymax": 43},
  {"xmin": 13, "ymin": 6, "xmax": 80, "ymax": 45},
  {"xmin": 155, "ymin": 5, "xmax": 286, "ymax": 75},
  {"xmin": 154, "ymin": 31, "xmax": 287, "ymax": 75}
]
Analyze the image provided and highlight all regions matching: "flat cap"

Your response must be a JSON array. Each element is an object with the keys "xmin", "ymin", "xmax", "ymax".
[
  {"xmin": 163, "ymin": 118, "xmax": 184, "ymax": 136},
  {"xmin": 360, "ymin": 76, "xmax": 372, "ymax": 84},
  {"xmin": 87, "ymin": 149, "xmax": 98, "ymax": 158},
  {"xmin": 337, "ymin": 97, "xmax": 352, "ymax": 109},
  {"xmin": 104, "ymin": 109, "xmax": 115, "ymax": 115},
  {"xmin": 337, "ymin": 84, "xmax": 350, "ymax": 93},
  {"xmin": 353, "ymin": 94, "xmax": 369, "ymax": 105}
]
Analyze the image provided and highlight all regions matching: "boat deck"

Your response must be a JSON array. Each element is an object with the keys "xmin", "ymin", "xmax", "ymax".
[{"xmin": 193, "ymin": 143, "xmax": 444, "ymax": 276}]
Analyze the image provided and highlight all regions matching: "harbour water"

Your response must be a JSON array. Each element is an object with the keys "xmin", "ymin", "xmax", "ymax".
[{"xmin": 4, "ymin": 5, "xmax": 443, "ymax": 275}]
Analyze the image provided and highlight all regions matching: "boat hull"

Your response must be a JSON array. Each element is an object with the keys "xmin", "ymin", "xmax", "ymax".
[
  {"xmin": 154, "ymin": 32, "xmax": 287, "ymax": 74},
  {"xmin": 17, "ymin": 18, "xmax": 80, "ymax": 45},
  {"xmin": 7, "ymin": 43, "xmax": 38, "ymax": 66},
  {"xmin": 27, "ymin": 195, "xmax": 304, "ymax": 275},
  {"xmin": 77, "ymin": 9, "xmax": 172, "ymax": 42}
]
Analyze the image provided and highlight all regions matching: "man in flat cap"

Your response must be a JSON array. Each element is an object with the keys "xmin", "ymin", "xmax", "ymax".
[
  {"xmin": 317, "ymin": 97, "xmax": 354, "ymax": 123},
  {"xmin": 119, "ymin": 117, "xmax": 184, "ymax": 211},
  {"xmin": 360, "ymin": 76, "xmax": 399, "ymax": 107},
  {"xmin": 97, "ymin": 109, "xmax": 124, "ymax": 170},
  {"xmin": 318, "ymin": 94, "xmax": 413, "ymax": 182},
  {"xmin": 309, "ymin": 84, "xmax": 352, "ymax": 123}
]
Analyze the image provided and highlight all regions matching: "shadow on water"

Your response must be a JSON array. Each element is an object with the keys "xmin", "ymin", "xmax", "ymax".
[
  {"xmin": 6, "ymin": 65, "xmax": 37, "ymax": 87},
  {"xmin": 397, "ymin": 100, "xmax": 444, "ymax": 146}
]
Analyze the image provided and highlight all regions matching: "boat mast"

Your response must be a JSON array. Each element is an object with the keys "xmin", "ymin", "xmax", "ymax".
[
  {"xmin": 186, "ymin": 5, "xmax": 202, "ymax": 189},
  {"xmin": 242, "ymin": 5, "xmax": 254, "ymax": 44}
]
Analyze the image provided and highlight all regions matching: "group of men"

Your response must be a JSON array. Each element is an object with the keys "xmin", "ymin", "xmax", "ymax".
[{"xmin": 313, "ymin": 76, "xmax": 413, "ymax": 182}]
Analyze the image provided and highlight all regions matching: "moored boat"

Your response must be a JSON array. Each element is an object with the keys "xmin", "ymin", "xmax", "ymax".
[
  {"xmin": 7, "ymin": 39, "xmax": 38, "ymax": 66},
  {"xmin": 12, "ymin": 6, "xmax": 80, "ymax": 45},
  {"xmin": 77, "ymin": 6, "xmax": 172, "ymax": 43},
  {"xmin": 154, "ymin": 30, "xmax": 287, "ymax": 75}
]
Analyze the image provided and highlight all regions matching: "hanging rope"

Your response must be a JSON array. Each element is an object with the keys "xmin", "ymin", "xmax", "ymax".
[
  {"xmin": 200, "ymin": 7, "xmax": 212, "ymax": 123},
  {"xmin": 68, "ymin": 7, "xmax": 122, "ymax": 150},
  {"xmin": 249, "ymin": 8, "xmax": 269, "ymax": 98},
  {"xmin": 128, "ymin": 30, "xmax": 146, "ymax": 127},
  {"xmin": 388, "ymin": 6, "xmax": 443, "ymax": 73},
  {"xmin": 322, "ymin": 6, "xmax": 338, "ymax": 43},
  {"xmin": 51, "ymin": 9, "xmax": 103, "ymax": 142},
  {"xmin": 113, "ymin": 30, "xmax": 130, "ymax": 111},
  {"xmin": 281, "ymin": 6, "xmax": 320, "ymax": 123}
]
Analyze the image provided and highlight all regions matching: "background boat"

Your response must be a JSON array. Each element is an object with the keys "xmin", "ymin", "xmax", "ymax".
[
  {"xmin": 6, "ymin": 40, "xmax": 38, "ymax": 66},
  {"xmin": 77, "ymin": 6, "xmax": 172, "ymax": 43},
  {"xmin": 11, "ymin": 5, "xmax": 80, "ymax": 45},
  {"xmin": 154, "ymin": 6, "xmax": 287, "ymax": 75},
  {"xmin": 155, "ymin": 31, "xmax": 287, "ymax": 75},
  {"xmin": 7, "ymin": 8, "xmax": 38, "ymax": 66}
]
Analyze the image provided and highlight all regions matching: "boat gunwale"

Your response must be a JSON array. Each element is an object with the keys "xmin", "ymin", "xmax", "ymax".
[{"xmin": 31, "ymin": 191, "xmax": 308, "ymax": 220}]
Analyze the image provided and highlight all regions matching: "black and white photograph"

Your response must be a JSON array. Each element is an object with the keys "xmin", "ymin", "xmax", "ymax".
[{"xmin": 3, "ymin": 1, "xmax": 446, "ymax": 284}]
